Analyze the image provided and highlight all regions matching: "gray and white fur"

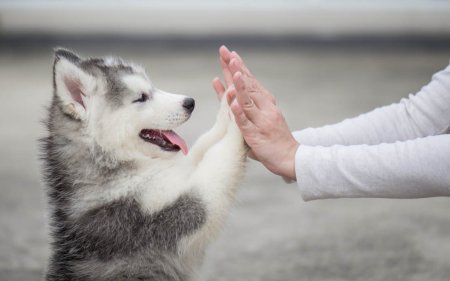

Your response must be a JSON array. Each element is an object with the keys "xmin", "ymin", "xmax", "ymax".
[{"xmin": 41, "ymin": 48, "xmax": 247, "ymax": 281}]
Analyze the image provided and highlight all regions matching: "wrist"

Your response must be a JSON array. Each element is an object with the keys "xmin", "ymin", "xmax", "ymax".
[
  {"xmin": 283, "ymin": 141, "xmax": 299, "ymax": 181},
  {"xmin": 271, "ymin": 140, "xmax": 299, "ymax": 181}
]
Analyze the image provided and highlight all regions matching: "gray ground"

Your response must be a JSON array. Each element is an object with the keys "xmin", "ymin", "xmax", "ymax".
[{"xmin": 0, "ymin": 44, "xmax": 449, "ymax": 281}]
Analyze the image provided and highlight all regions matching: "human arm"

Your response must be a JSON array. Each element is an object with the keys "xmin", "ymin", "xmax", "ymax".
[
  {"xmin": 293, "ymin": 63, "xmax": 450, "ymax": 200},
  {"xmin": 296, "ymin": 134, "xmax": 450, "ymax": 201},
  {"xmin": 294, "ymin": 62, "xmax": 450, "ymax": 146},
  {"xmin": 213, "ymin": 46, "xmax": 450, "ymax": 198}
]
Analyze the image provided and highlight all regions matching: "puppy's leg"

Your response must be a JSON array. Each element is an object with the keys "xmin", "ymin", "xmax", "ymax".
[
  {"xmin": 188, "ymin": 89, "xmax": 231, "ymax": 165},
  {"xmin": 189, "ymin": 101, "xmax": 248, "ymax": 239}
]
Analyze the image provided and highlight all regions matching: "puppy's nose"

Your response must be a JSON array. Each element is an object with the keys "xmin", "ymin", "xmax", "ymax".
[{"xmin": 183, "ymin": 98, "xmax": 195, "ymax": 113}]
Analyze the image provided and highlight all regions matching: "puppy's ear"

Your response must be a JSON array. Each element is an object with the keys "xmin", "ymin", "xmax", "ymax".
[{"xmin": 53, "ymin": 48, "xmax": 95, "ymax": 120}]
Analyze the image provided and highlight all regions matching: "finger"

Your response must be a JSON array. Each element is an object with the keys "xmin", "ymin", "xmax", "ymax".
[
  {"xmin": 219, "ymin": 45, "xmax": 232, "ymax": 64},
  {"xmin": 220, "ymin": 57, "xmax": 233, "ymax": 87},
  {"xmin": 232, "ymin": 72, "xmax": 253, "ymax": 106},
  {"xmin": 233, "ymin": 71, "xmax": 275, "ymax": 110},
  {"xmin": 229, "ymin": 59, "xmax": 277, "ymax": 108},
  {"xmin": 231, "ymin": 51, "xmax": 242, "ymax": 61},
  {"xmin": 212, "ymin": 77, "xmax": 226, "ymax": 100},
  {"xmin": 230, "ymin": 51, "xmax": 252, "ymax": 77},
  {"xmin": 228, "ymin": 57, "xmax": 254, "ymax": 82},
  {"xmin": 229, "ymin": 95, "xmax": 254, "ymax": 131},
  {"xmin": 228, "ymin": 58, "xmax": 244, "ymax": 77},
  {"xmin": 226, "ymin": 87, "xmax": 235, "ymax": 106},
  {"xmin": 232, "ymin": 72, "xmax": 261, "ymax": 124}
]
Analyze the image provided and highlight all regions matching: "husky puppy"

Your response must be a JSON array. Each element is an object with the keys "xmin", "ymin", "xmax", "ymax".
[{"xmin": 41, "ymin": 48, "xmax": 247, "ymax": 281}]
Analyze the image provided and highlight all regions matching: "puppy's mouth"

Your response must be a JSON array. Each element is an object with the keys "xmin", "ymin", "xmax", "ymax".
[{"xmin": 139, "ymin": 129, "xmax": 188, "ymax": 155}]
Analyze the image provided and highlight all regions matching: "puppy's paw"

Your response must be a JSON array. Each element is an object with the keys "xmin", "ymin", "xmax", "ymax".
[
  {"xmin": 219, "ymin": 88, "xmax": 248, "ymax": 151},
  {"xmin": 215, "ymin": 88, "xmax": 233, "ymax": 127},
  {"xmin": 225, "ymin": 106, "xmax": 247, "ymax": 151}
]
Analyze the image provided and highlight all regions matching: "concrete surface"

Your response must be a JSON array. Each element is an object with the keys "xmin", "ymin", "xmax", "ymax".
[{"xmin": 0, "ymin": 43, "xmax": 449, "ymax": 280}]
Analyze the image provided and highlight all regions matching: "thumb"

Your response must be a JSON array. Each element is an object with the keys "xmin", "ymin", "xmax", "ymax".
[{"xmin": 212, "ymin": 77, "xmax": 226, "ymax": 100}]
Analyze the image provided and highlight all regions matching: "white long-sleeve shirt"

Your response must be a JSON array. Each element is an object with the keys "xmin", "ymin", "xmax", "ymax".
[{"xmin": 293, "ymin": 62, "xmax": 450, "ymax": 201}]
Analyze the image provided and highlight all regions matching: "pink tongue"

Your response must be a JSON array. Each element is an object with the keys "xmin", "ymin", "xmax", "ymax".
[{"xmin": 162, "ymin": 130, "xmax": 188, "ymax": 155}]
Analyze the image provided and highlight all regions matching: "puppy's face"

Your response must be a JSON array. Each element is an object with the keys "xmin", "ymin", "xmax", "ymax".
[{"xmin": 53, "ymin": 48, "xmax": 194, "ymax": 160}]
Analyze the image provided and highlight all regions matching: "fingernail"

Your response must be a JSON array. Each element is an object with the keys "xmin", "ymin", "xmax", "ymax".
[{"xmin": 221, "ymin": 45, "xmax": 230, "ymax": 53}]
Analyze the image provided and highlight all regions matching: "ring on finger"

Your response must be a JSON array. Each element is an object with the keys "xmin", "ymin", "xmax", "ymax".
[{"xmin": 244, "ymin": 98, "xmax": 255, "ymax": 107}]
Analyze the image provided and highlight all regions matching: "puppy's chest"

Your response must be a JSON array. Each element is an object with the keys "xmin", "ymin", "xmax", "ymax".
[
  {"xmin": 71, "ymin": 166, "xmax": 201, "ymax": 235},
  {"xmin": 66, "ymin": 192, "xmax": 207, "ymax": 264}
]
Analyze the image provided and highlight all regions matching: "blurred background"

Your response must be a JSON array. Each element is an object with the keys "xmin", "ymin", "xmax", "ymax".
[{"xmin": 1, "ymin": 0, "xmax": 450, "ymax": 280}]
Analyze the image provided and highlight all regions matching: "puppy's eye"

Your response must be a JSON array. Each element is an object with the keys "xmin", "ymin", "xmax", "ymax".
[{"xmin": 133, "ymin": 93, "xmax": 149, "ymax": 103}]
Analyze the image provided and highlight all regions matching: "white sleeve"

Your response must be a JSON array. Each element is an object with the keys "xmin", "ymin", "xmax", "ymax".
[
  {"xmin": 295, "ymin": 134, "xmax": 450, "ymax": 201},
  {"xmin": 293, "ymin": 62, "xmax": 450, "ymax": 146}
]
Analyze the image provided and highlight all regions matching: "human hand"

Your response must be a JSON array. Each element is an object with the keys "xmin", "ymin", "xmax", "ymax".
[{"xmin": 212, "ymin": 46, "xmax": 299, "ymax": 181}]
